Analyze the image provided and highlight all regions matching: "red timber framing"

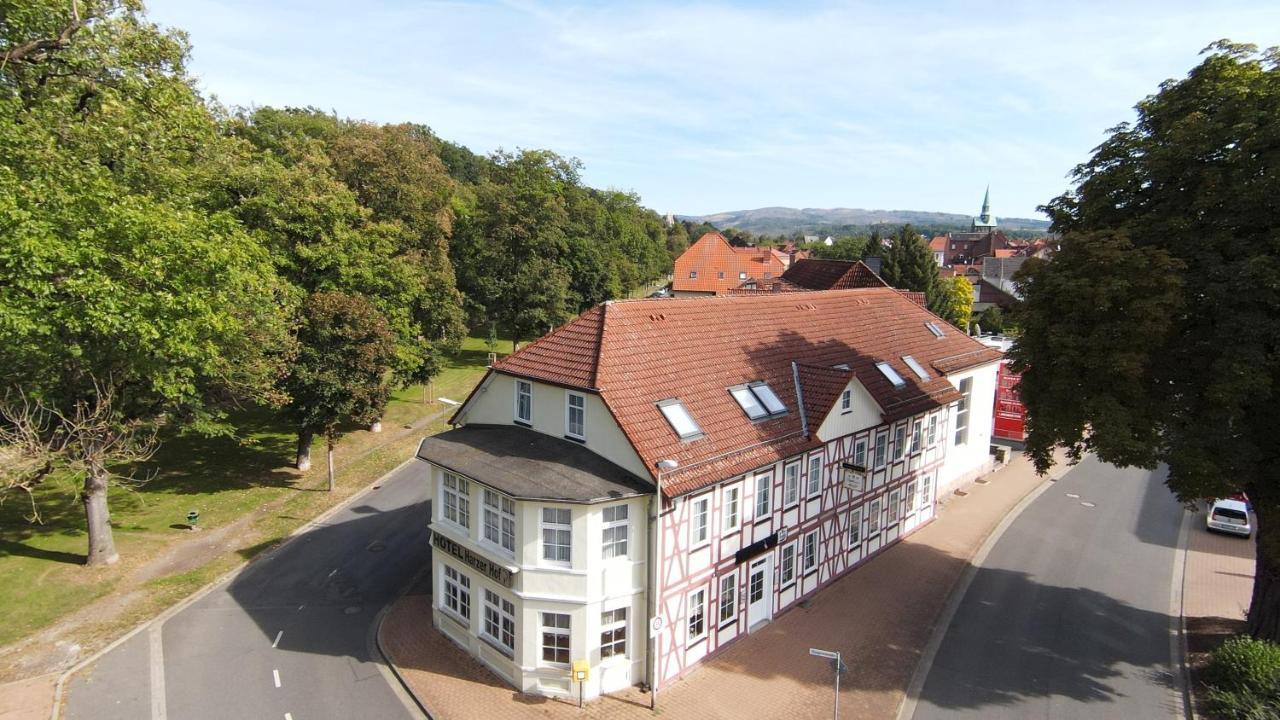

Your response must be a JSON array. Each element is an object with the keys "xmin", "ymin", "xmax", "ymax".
[{"xmin": 651, "ymin": 405, "xmax": 950, "ymax": 689}]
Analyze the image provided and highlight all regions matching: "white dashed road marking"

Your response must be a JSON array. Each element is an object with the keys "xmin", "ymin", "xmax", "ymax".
[
  {"xmin": 273, "ymin": 669, "xmax": 281, "ymax": 688},
  {"xmin": 273, "ymin": 630, "xmax": 283, "ymax": 648}
]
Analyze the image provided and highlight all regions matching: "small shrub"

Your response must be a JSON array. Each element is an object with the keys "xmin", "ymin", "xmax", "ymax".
[
  {"xmin": 1205, "ymin": 636, "xmax": 1280, "ymax": 719},
  {"xmin": 1206, "ymin": 636, "xmax": 1280, "ymax": 695}
]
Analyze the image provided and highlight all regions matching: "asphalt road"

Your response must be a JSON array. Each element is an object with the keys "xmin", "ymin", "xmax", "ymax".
[
  {"xmin": 65, "ymin": 459, "xmax": 432, "ymax": 720},
  {"xmin": 911, "ymin": 456, "xmax": 1187, "ymax": 720}
]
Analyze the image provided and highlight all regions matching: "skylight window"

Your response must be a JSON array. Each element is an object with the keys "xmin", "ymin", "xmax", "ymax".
[
  {"xmin": 751, "ymin": 383, "xmax": 787, "ymax": 415},
  {"xmin": 876, "ymin": 362, "xmax": 907, "ymax": 389},
  {"xmin": 729, "ymin": 386, "xmax": 767, "ymax": 420},
  {"xmin": 902, "ymin": 355, "xmax": 931, "ymax": 381},
  {"xmin": 658, "ymin": 399, "xmax": 702, "ymax": 439},
  {"xmin": 832, "ymin": 363, "xmax": 850, "ymax": 371},
  {"xmin": 728, "ymin": 382, "xmax": 787, "ymax": 420},
  {"xmin": 925, "ymin": 321, "xmax": 945, "ymax": 338}
]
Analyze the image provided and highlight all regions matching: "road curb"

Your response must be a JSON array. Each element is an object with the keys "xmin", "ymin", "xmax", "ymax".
[
  {"xmin": 1174, "ymin": 507, "xmax": 1196, "ymax": 720},
  {"xmin": 48, "ymin": 455, "xmax": 418, "ymax": 720},
  {"xmin": 894, "ymin": 461, "xmax": 1066, "ymax": 720},
  {"xmin": 373, "ymin": 563, "xmax": 437, "ymax": 720}
]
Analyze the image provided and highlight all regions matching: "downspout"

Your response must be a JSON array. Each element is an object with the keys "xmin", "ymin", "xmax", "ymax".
[
  {"xmin": 792, "ymin": 361, "xmax": 810, "ymax": 438},
  {"xmin": 647, "ymin": 479, "xmax": 660, "ymax": 707}
]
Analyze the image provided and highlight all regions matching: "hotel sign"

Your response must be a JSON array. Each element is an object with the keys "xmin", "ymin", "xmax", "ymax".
[{"xmin": 431, "ymin": 532, "xmax": 515, "ymax": 588}]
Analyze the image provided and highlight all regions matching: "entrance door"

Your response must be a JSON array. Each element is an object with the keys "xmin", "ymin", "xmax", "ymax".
[{"xmin": 747, "ymin": 555, "xmax": 773, "ymax": 630}]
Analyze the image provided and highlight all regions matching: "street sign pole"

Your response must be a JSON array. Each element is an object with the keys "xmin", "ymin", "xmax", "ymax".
[{"xmin": 809, "ymin": 647, "xmax": 844, "ymax": 720}]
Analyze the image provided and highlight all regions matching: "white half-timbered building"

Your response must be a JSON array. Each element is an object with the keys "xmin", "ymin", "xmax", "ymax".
[{"xmin": 415, "ymin": 288, "xmax": 1001, "ymax": 702}]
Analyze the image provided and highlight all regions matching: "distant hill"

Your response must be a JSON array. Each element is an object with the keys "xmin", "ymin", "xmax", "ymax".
[{"xmin": 683, "ymin": 207, "xmax": 1051, "ymax": 235}]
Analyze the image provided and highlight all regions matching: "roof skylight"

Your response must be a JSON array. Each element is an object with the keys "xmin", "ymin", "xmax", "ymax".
[
  {"xmin": 902, "ymin": 355, "xmax": 931, "ymax": 381},
  {"xmin": 729, "ymin": 386, "xmax": 768, "ymax": 420},
  {"xmin": 658, "ymin": 400, "xmax": 702, "ymax": 439},
  {"xmin": 875, "ymin": 362, "xmax": 907, "ymax": 389},
  {"xmin": 751, "ymin": 383, "xmax": 787, "ymax": 415},
  {"xmin": 925, "ymin": 321, "xmax": 946, "ymax": 338},
  {"xmin": 728, "ymin": 382, "xmax": 787, "ymax": 420}
]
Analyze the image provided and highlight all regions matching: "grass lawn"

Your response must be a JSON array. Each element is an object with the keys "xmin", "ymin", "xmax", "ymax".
[{"xmin": 0, "ymin": 336, "xmax": 495, "ymax": 657}]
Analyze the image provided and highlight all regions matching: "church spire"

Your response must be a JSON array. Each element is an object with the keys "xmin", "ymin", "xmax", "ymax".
[{"xmin": 973, "ymin": 186, "xmax": 997, "ymax": 230}]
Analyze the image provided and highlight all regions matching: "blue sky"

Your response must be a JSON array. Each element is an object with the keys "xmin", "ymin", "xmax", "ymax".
[{"xmin": 147, "ymin": 0, "xmax": 1280, "ymax": 220}]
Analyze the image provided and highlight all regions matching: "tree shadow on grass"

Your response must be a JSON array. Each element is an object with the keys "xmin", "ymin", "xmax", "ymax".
[{"xmin": 0, "ymin": 538, "xmax": 84, "ymax": 564}]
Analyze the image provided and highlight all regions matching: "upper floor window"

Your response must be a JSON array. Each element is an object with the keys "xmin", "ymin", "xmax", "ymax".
[
  {"xmin": 515, "ymin": 380, "xmax": 533, "ymax": 424},
  {"xmin": 755, "ymin": 474, "xmax": 771, "ymax": 518},
  {"xmin": 566, "ymin": 392, "xmax": 586, "ymax": 440},
  {"xmin": 690, "ymin": 495, "xmax": 710, "ymax": 547},
  {"xmin": 893, "ymin": 423, "xmax": 907, "ymax": 461},
  {"xmin": 602, "ymin": 504, "xmax": 629, "ymax": 559},
  {"xmin": 840, "ymin": 389, "xmax": 852, "ymax": 413},
  {"xmin": 853, "ymin": 439, "xmax": 867, "ymax": 469},
  {"xmin": 807, "ymin": 454, "xmax": 822, "ymax": 497},
  {"xmin": 443, "ymin": 472, "xmax": 470, "ymax": 529},
  {"xmin": 927, "ymin": 414, "xmax": 939, "ymax": 446},
  {"xmin": 955, "ymin": 378, "xmax": 973, "ymax": 445},
  {"xmin": 483, "ymin": 489, "xmax": 516, "ymax": 554},
  {"xmin": 541, "ymin": 507, "xmax": 572, "ymax": 564},
  {"xmin": 911, "ymin": 419, "xmax": 923, "ymax": 454},
  {"xmin": 874, "ymin": 431, "xmax": 888, "ymax": 468},
  {"xmin": 723, "ymin": 484, "xmax": 740, "ymax": 530},
  {"xmin": 783, "ymin": 462, "xmax": 800, "ymax": 507}
]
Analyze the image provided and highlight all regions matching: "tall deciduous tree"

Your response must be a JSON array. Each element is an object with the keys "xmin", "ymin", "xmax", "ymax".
[
  {"xmin": 0, "ymin": 0, "xmax": 293, "ymax": 564},
  {"xmin": 934, "ymin": 276, "xmax": 975, "ymax": 331},
  {"xmin": 1011, "ymin": 42, "xmax": 1280, "ymax": 638},
  {"xmin": 281, "ymin": 293, "xmax": 397, "ymax": 489}
]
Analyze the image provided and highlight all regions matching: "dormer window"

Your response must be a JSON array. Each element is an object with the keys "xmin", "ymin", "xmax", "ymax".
[
  {"xmin": 729, "ymin": 382, "xmax": 786, "ymax": 420},
  {"xmin": 658, "ymin": 399, "xmax": 702, "ymax": 439},
  {"xmin": 565, "ymin": 392, "xmax": 586, "ymax": 441},
  {"xmin": 876, "ymin": 362, "xmax": 907, "ymax": 389},
  {"xmin": 902, "ymin": 355, "xmax": 930, "ymax": 381}
]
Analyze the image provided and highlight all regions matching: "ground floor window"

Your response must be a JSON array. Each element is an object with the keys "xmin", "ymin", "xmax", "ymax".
[
  {"xmin": 780, "ymin": 543, "xmax": 796, "ymax": 586},
  {"xmin": 540, "ymin": 612, "xmax": 571, "ymax": 666},
  {"xmin": 888, "ymin": 489, "xmax": 901, "ymax": 523},
  {"xmin": 803, "ymin": 532, "xmax": 818, "ymax": 574},
  {"xmin": 848, "ymin": 508, "xmax": 862, "ymax": 545},
  {"xmin": 442, "ymin": 564, "xmax": 471, "ymax": 622},
  {"xmin": 719, "ymin": 573, "xmax": 737, "ymax": 624},
  {"xmin": 905, "ymin": 481, "xmax": 917, "ymax": 512},
  {"xmin": 688, "ymin": 588, "xmax": 706, "ymax": 641},
  {"xmin": 601, "ymin": 608, "xmax": 627, "ymax": 659},
  {"xmin": 483, "ymin": 589, "xmax": 516, "ymax": 656},
  {"xmin": 922, "ymin": 473, "xmax": 933, "ymax": 504},
  {"xmin": 869, "ymin": 500, "xmax": 881, "ymax": 533}
]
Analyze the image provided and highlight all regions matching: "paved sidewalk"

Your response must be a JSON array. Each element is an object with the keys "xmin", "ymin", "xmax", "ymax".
[
  {"xmin": 380, "ymin": 452, "xmax": 1059, "ymax": 720},
  {"xmin": 0, "ymin": 674, "xmax": 56, "ymax": 720}
]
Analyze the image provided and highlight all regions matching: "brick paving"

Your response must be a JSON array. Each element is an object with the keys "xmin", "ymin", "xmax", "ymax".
[
  {"xmin": 1183, "ymin": 505, "xmax": 1254, "ymax": 623},
  {"xmin": 379, "ymin": 452, "xmax": 1055, "ymax": 720}
]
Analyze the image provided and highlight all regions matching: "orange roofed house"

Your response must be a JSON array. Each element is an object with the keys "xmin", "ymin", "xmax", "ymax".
[
  {"xmin": 671, "ymin": 231, "xmax": 789, "ymax": 296},
  {"xmin": 413, "ymin": 288, "xmax": 1002, "ymax": 703}
]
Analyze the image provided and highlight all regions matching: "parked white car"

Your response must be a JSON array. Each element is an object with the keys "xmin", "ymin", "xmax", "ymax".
[{"xmin": 1207, "ymin": 498, "xmax": 1252, "ymax": 538}]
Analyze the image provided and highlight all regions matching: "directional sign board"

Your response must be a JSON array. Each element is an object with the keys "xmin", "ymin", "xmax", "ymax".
[{"xmin": 809, "ymin": 648, "xmax": 839, "ymax": 660}]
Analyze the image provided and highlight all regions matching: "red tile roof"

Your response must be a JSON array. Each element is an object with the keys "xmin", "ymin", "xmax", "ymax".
[
  {"xmin": 481, "ymin": 289, "xmax": 1002, "ymax": 498},
  {"xmin": 781, "ymin": 259, "xmax": 888, "ymax": 291},
  {"xmin": 672, "ymin": 232, "xmax": 789, "ymax": 294}
]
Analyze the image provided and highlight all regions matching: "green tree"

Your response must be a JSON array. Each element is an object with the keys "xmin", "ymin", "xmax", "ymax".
[
  {"xmin": 811, "ymin": 235, "xmax": 869, "ymax": 261},
  {"xmin": 1011, "ymin": 43, "xmax": 1280, "ymax": 638},
  {"xmin": 977, "ymin": 306, "xmax": 1005, "ymax": 334},
  {"xmin": 934, "ymin": 276, "xmax": 974, "ymax": 330},
  {"xmin": 282, "ymin": 293, "xmax": 397, "ymax": 489},
  {"xmin": 0, "ymin": 0, "xmax": 293, "ymax": 564}
]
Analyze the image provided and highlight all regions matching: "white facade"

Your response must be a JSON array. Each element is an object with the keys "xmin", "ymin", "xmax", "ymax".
[
  {"xmin": 936, "ymin": 361, "xmax": 1000, "ymax": 497},
  {"xmin": 427, "ymin": 460, "xmax": 649, "ymax": 700}
]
